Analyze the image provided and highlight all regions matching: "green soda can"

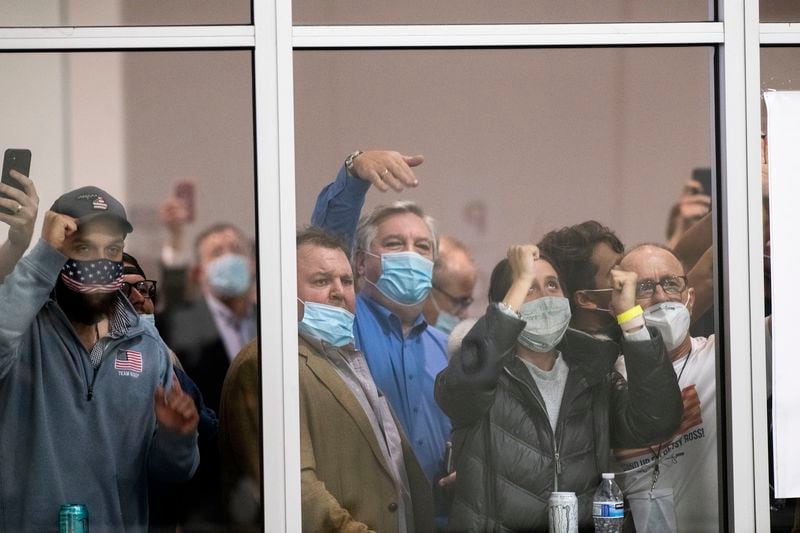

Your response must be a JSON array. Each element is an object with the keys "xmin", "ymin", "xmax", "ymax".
[{"xmin": 59, "ymin": 504, "xmax": 88, "ymax": 533}]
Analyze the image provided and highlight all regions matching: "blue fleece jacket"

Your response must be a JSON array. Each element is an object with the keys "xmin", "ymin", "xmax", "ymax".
[{"xmin": 0, "ymin": 240, "xmax": 199, "ymax": 532}]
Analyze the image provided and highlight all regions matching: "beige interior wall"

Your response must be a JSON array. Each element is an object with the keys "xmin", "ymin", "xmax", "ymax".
[
  {"xmin": 293, "ymin": 47, "xmax": 714, "ymax": 309},
  {"xmin": 121, "ymin": 51, "xmax": 256, "ymax": 275}
]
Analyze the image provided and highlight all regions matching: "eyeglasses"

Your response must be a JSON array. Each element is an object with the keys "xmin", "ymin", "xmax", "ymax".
[
  {"xmin": 121, "ymin": 280, "xmax": 157, "ymax": 300},
  {"xmin": 635, "ymin": 276, "xmax": 688, "ymax": 300},
  {"xmin": 433, "ymin": 285, "xmax": 473, "ymax": 310}
]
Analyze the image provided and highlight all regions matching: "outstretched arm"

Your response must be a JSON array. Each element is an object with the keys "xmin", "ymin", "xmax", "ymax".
[
  {"xmin": 311, "ymin": 150, "xmax": 423, "ymax": 250},
  {"xmin": 0, "ymin": 169, "xmax": 39, "ymax": 282},
  {"xmin": 0, "ymin": 212, "xmax": 75, "ymax": 380}
]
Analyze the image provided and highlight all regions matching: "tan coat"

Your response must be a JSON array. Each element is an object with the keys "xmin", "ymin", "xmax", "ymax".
[
  {"xmin": 299, "ymin": 338, "xmax": 435, "ymax": 533},
  {"xmin": 219, "ymin": 339, "xmax": 261, "ymax": 524}
]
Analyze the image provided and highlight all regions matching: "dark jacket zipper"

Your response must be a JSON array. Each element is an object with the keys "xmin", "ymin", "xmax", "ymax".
[
  {"xmin": 84, "ymin": 340, "xmax": 111, "ymax": 401},
  {"xmin": 503, "ymin": 366, "xmax": 566, "ymax": 490}
]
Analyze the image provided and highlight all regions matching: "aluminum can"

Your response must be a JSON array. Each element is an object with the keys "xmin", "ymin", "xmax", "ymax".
[
  {"xmin": 548, "ymin": 491, "xmax": 578, "ymax": 533},
  {"xmin": 59, "ymin": 504, "xmax": 88, "ymax": 533}
]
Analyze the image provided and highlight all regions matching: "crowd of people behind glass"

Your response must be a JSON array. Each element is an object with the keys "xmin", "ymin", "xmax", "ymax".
[{"xmin": 0, "ymin": 143, "xmax": 787, "ymax": 532}]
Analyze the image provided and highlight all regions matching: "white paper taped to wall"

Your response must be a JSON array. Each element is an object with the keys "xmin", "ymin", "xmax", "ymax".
[{"xmin": 765, "ymin": 91, "xmax": 800, "ymax": 498}]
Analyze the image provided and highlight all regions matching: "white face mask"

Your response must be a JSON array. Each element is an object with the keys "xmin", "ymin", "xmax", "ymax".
[
  {"xmin": 643, "ymin": 301, "xmax": 691, "ymax": 352},
  {"xmin": 517, "ymin": 296, "xmax": 572, "ymax": 353}
]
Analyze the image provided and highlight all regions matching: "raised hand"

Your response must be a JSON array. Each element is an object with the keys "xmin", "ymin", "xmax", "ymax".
[
  {"xmin": 41, "ymin": 211, "xmax": 78, "ymax": 254},
  {"xmin": 350, "ymin": 150, "xmax": 424, "ymax": 192},
  {"xmin": 502, "ymin": 244, "xmax": 540, "ymax": 312},
  {"xmin": 608, "ymin": 266, "xmax": 638, "ymax": 316},
  {"xmin": 0, "ymin": 170, "xmax": 40, "ymax": 251},
  {"xmin": 154, "ymin": 374, "xmax": 199, "ymax": 435},
  {"xmin": 506, "ymin": 244, "xmax": 539, "ymax": 284}
]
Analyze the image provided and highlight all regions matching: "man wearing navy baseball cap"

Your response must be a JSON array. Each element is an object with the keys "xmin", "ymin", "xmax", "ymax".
[{"xmin": 0, "ymin": 185, "xmax": 200, "ymax": 532}]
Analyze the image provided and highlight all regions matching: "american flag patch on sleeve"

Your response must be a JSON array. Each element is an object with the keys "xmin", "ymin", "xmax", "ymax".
[{"xmin": 115, "ymin": 350, "xmax": 143, "ymax": 373}]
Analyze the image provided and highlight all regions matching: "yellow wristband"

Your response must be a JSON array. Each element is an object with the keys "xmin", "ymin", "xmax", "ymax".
[{"xmin": 616, "ymin": 305, "xmax": 644, "ymax": 325}]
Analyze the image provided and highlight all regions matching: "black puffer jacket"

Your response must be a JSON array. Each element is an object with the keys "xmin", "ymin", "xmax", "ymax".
[{"xmin": 435, "ymin": 305, "xmax": 683, "ymax": 532}]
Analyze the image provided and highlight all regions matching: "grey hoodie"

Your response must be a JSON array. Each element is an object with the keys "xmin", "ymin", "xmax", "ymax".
[{"xmin": 0, "ymin": 240, "xmax": 199, "ymax": 532}]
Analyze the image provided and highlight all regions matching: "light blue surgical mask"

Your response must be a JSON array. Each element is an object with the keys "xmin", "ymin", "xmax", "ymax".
[
  {"xmin": 298, "ymin": 298, "xmax": 355, "ymax": 347},
  {"xmin": 431, "ymin": 291, "xmax": 461, "ymax": 334},
  {"xmin": 207, "ymin": 254, "xmax": 251, "ymax": 298},
  {"xmin": 517, "ymin": 296, "xmax": 572, "ymax": 352},
  {"xmin": 435, "ymin": 311, "xmax": 461, "ymax": 334},
  {"xmin": 365, "ymin": 251, "xmax": 433, "ymax": 306},
  {"xmin": 140, "ymin": 314, "xmax": 156, "ymax": 328}
]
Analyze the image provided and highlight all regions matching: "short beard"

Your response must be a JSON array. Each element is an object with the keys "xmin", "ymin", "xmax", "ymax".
[{"xmin": 55, "ymin": 277, "xmax": 119, "ymax": 325}]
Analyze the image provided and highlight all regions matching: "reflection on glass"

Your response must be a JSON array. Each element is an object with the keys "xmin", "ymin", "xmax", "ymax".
[
  {"xmin": 294, "ymin": 0, "xmax": 712, "ymax": 25},
  {"xmin": 0, "ymin": 51, "xmax": 258, "ymax": 532},
  {"xmin": 0, "ymin": 0, "xmax": 250, "ymax": 27},
  {"xmin": 294, "ymin": 46, "xmax": 720, "ymax": 531}
]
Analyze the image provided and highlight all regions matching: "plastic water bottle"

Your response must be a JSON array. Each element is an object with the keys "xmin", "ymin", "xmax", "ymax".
[{"xmin": 592, "ymin": 473, "xmax": 624, "ymax": 533}]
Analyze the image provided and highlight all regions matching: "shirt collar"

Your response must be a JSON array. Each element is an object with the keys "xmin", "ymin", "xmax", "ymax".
[
  {"xmin": 205, "ymin": 291, "xmax": 254, "ymax": 325},
  {"xmin": 358, "ymin": 293, "xmax": 428, "ymax": 335},
  {"xmin": 299, "ymin": 331, "xmax": 358, "ymax": 361},
  {"xmin": 107, "ymin": 293, "xmax": 134, "ymax": 338}
]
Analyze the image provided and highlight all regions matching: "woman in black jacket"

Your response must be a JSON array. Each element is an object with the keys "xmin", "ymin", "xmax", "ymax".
[{"xmin": 435, "ymin": 244, "xmax": 682, "ymax": 532}]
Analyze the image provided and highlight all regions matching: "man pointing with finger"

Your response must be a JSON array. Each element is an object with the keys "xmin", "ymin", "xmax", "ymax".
[{"xmin": 0, "ymin": 186, "xmax": 199, "ymax": 532}]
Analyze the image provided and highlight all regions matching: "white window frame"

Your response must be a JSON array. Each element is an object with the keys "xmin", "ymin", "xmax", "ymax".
[{"xmin": 0, "ymin": 0, "xmax": 782, "ymax": 529}]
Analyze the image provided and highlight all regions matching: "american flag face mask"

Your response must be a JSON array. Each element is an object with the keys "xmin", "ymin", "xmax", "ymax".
[{"xmin": 60, "ymin": 258, "xmax": 124, "ymax": 294}]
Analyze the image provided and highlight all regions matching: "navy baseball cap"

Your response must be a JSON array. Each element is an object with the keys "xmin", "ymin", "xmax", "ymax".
[{"xmin": 50, "ymin": 186, "xmax": 134, "ymax": 234}]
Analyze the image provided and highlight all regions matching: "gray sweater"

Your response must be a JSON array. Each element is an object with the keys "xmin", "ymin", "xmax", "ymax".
[{"xmin": 0, "ymin": 240, "xmax": 199, "ymax": 532}]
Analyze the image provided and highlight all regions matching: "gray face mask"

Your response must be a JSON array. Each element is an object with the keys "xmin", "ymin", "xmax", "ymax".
[{"xmin": 517, "ymin": 296, "xmax": 572, "ymax": 352}]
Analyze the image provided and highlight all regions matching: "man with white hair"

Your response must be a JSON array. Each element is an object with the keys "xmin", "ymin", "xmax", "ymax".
[{"xmin": 312, "ymin": 151, "xmax": 452, "ymax": 489}]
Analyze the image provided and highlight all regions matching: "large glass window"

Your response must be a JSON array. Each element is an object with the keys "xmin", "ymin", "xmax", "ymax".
[
  {"xmin": 0, "ymin": 0, "xmax": 251, "ymax": 27},
  {"xmin": 0, "ymin": 50, "xmax": 259, "ymax": 532},
  {"xmin": 295, "ymin": 45, "xmax": 722, "ymax": 530}
]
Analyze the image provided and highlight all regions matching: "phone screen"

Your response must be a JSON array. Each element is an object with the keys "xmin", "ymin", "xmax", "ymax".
[
  {"xmin": 691, "ymin": 167, "xmax": 712, "ymax": 194},
  {"xmin": 1, "ymin": 149, "xmax": 32, "ymax": 215}
]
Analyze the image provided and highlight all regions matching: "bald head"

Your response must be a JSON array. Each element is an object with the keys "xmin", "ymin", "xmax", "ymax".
[
  {"xmin": 621, "ymin": 244, "xmax": 694, "ymax": 312},
  {"xmin": 425, "ymin": 236, "xmax": 478, "ymax": 324},
  {"xmin": 434, "ymin": 236, "xmax": 477, "ymax": 286},
  {"xmin": 621, "ymin": 244, "xmax": 684, "ymax": 275}
]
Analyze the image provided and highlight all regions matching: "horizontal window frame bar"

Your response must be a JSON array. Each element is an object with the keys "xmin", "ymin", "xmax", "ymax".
[
  {"xmin": 0, "ymin": 25, "xmax": 254, "ymax": 49},
  {"xmin": 760, "ymin": 23, "xmax": 800, "ymax": 44},
  {"xmin": 292, "ymin": 22, "xmax": 725, "ymax": 48}
]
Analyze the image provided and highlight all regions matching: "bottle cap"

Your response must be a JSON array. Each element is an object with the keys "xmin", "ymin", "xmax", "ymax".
[{"xmin": 602, "ymin": 473, "xmax": 615, "ymax": 480}]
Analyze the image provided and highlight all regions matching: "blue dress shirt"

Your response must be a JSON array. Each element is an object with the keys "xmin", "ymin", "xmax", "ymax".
[
  {"xmin": 312, "ymin": 164, "xmax": 452, "ymax": 482},
  {"xmin": 354, "ymin": 293, "xmax": 451, "ymax": 483},
  {"xmin": 311, "ymin": 165, "xmax": 370, "ymax": 250}
]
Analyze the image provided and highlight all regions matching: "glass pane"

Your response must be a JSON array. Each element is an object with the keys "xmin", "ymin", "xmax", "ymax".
[
  {"xmin": 294, "ymin": 0, "xmax": 712, "ymax": 25},
  {"xmin": 760, "ymin": 0, "xmax": 800, "ymax": 22},
  {"xmin": 0, "ymin": 0, "xmax": 250, "ymax": 27},
  {"xmin": 0, "ymin": 51, "xmax": 258, "ymax": 532},
  {"xmin": 294, "ymin": 47, "xmax": 721, "ymax": 531},
  {"xmin": 760, "ymin": 46, "xmax": 800, "ymax": 532}
]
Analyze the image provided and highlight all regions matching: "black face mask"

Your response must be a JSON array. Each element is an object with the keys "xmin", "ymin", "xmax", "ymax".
[
  {"xmin": 55, "ymin": 276, "xmax": 118, "ymax": 326},
  {"xmin": 574, "ymin": 288, "xmax": 623, "ymax": 340}
]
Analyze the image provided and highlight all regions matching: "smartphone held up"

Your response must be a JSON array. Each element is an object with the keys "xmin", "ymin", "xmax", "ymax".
[{"xmin": 1, "ymin": 149, "xmax": 32, "ymax": 216}]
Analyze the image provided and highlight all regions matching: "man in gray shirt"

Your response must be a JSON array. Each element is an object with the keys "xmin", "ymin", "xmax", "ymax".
[{"xmin": 0, "ymin": 186, "xmax": 199, "ymax": 532}]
